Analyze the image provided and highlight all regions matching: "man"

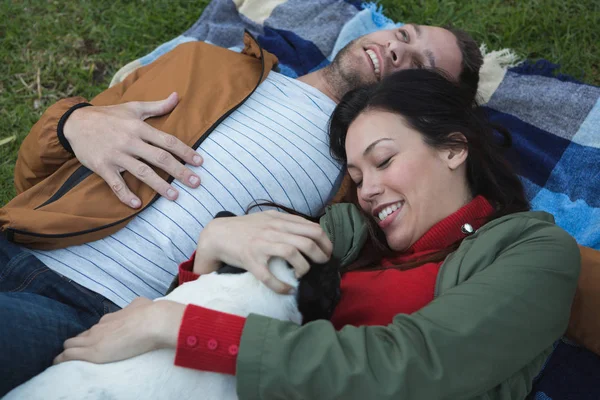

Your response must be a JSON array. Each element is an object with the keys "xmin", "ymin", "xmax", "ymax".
[
  {"xmin": 59, "ymin": 25, "xmax": 475, "ymax": 208},
  {"xmin": 0, "ymin": 25, "xmax": 482, "ymax": 394}
]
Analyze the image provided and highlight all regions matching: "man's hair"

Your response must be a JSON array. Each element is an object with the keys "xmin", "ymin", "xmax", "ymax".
[{"xmin": 445, "ymin": 25, "xmax": 484, "ymax": 103}]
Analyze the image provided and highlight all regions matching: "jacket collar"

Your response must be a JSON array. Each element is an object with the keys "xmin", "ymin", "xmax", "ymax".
[
  {"xmin": 383, "ymin": 196, "xmax": 495, "ymax": 265},
  {"xmin": 241, "ymin": 31, "xmax": 279, "ymax": 67}
]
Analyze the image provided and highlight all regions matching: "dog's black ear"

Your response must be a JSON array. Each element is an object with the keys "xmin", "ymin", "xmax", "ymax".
[{"xmin": 297, "ymin": 258, "xmax": 341, "ymax": 324}]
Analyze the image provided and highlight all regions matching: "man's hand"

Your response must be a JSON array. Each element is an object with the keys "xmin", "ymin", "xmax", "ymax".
[{"xmin": 63, "ymin": 92, "xmax": 203, "ymax": 208}]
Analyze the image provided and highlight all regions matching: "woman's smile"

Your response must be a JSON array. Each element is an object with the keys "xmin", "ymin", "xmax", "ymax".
[{"xmin": 376, "ymin": 200, "xmax": 404, "ymax": 229}]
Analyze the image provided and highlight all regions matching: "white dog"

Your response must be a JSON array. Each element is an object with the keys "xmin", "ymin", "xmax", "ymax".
[{"xmin": 5, "ymin": 215, "xmax": 341, "ymax": 400}]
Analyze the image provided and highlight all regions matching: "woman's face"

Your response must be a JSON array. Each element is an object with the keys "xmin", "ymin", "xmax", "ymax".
[{"xmin": 345, "ymin": 110, "xmax": 470, "ymax": 251}]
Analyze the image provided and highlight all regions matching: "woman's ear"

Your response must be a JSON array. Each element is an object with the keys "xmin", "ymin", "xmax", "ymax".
[{"xmin": 440, "ymin": 133, "xmax": 468, "ymax": 170}]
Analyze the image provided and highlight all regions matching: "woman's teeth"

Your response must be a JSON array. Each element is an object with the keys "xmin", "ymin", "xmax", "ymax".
[
  {"xmin": 378, "ymin": 201, "xmax": 403, "ymax": 222},
  {"xmin": 366, "ymin": 49, "xmax": 380, "ymax": 78}
]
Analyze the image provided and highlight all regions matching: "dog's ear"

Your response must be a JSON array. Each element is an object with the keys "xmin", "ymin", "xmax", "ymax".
[
  {"xmin": 215, "ymin": 210, "xmax": 237, "ymax": 219},
  {"xmin": 297, "ymin": 258, "xmax": 341, "ymax": 324}
]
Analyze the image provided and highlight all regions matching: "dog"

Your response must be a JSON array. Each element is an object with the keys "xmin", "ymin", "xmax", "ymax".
[{"xmin": 4, "ymin": 211, "xmax": 341, "ymax": 400}]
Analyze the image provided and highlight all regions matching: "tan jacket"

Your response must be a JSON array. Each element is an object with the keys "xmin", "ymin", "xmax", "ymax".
[{"xmin": 0, "ymin": 32, "xmax": 278, "ymax": 249}]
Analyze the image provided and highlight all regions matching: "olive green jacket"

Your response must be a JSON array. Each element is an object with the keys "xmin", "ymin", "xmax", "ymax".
[{"xmin": 235, "ymin": 204, "xmax": 580, "ymax": 400}]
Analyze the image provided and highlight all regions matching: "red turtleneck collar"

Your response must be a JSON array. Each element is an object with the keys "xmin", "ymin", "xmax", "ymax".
[{"xmin": 381, "ymin": 195, "xmax": 494, "ymax": 267}]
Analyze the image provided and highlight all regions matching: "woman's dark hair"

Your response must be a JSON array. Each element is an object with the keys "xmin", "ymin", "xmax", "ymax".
[{"xmin": 329, "ymin": 68, "xmax": 529, "ymax": 271}]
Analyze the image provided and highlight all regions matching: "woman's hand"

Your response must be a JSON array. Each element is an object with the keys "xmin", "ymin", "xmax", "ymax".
[
  {"xmin": 194, "ymin": 210, "xmax": 333, "ymax": 294},
  {"xmin": 53, "ymin": 298, "xmax": 185, "ymax": 365}
]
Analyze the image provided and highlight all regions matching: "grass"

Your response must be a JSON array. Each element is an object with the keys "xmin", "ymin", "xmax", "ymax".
[{"xmin": 1, "ymin": 0, "xmax": 598, "ymax": 206}]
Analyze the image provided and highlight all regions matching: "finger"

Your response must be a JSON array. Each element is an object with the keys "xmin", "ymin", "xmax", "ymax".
[
  {"xmin": 64, "ymin": 335, "xmax": 94, "ymax": 350},
  {"xmin": 53, "ymin": 351, "xmax": 67, "ymax": 365},
  {"xmin": 135, "ymin": 92, "xmax": 179, "ymax": 120},
  {"xmin": 267, "ymin": 218, "xmax": 333, "ymax": 258},
  {"xmin": 132, "ymin": 142, "xmax": 201, "ymax": 189},
  {"xmin": 97, "ymin": 167, "xmax": 142, "ymax": 208},
  {"xmin": 140, "ymin": 125, "xmax": 203, "ymax": 168},
  {"xmin": 127, "ymin": 93, "xmax": 203, "ymax": 168},
  {"xmin": 53, "ymin": 347, "xmax": 94, "ymax": 365},
  {"xmin": 269, "ymin": 243, "xmax": 311, "ymax": 279},
  {"xmin": 78, "ymin": 329, "xmax": 92, "ymax": 337},
  {"xmin": 119, "ymin": 156, "xmax": 179, "ymax": 201},
  {"xmin": 252, "ymin": 263, "xmax": 293, "ymax": 294},
  {"xmin": 264, "ymin": 210, "xmax": 316, "ymax": 225},
  {"xmin": 277, "ymin": 232, "xmax": 329, "ymax": 264}
]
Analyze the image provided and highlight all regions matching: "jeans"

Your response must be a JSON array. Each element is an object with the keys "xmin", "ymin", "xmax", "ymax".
[{"xmin": 0, "ymin": 236, "xmax": 120, "ymax": 396}]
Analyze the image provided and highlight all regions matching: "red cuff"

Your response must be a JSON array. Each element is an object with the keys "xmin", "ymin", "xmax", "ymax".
[
  {"xmin": 174, "ymin": 304, "xmax": 246, "ymax": 375},
  {"xmin": 179, "ymin": 251, "xmax": 200, "ymax": 285}
]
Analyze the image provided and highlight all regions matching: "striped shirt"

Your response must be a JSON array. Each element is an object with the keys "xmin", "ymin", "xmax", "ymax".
[{"xmin": 30, "ymin": 72, "xmax": 342, "ymax": 308}]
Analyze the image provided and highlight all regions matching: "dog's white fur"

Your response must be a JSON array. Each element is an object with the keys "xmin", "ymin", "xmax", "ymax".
[{"xmin": 5, "ymin": 258, "xmax": 301, "ymax": 400}]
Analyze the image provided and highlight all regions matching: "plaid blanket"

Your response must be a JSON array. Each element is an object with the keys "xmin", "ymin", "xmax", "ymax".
[
  {"xmin": 110, "ymin": 2, "xmax": 600, "ymax": 397},
  {"xmin": 111, "ymin": 0, "xmax": 600, "ymax": 252}
]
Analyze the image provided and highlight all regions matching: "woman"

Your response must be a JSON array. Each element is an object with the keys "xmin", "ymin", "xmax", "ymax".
[{"xmin": 54, "ymin": 69, "xmax": 580, "ymax": 399}]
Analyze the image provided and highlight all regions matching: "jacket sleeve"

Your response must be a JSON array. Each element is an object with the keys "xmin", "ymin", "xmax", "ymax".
[
  {"xmin": 174, "ymin": 304, "xmax": 244, "ymax": 374},
  {"xmin": 14, "ymin": 97, "xmax": 89, "ymax": 193},
  {"xmin": 165, "ymin": 252, "xmax": 202, "ymax": 295},
  {"xmin": 235, "ymin": 221, "xmax": 580, "ymax": 400},
  {"xmin": 13, "ymin": 48, "xmax": 166, "ymax": 194}
]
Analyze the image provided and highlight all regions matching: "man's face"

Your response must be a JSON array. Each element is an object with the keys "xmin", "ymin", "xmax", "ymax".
[{"xmin": 329, "ymin": 25, "xmax": 463, "ymax": 93}]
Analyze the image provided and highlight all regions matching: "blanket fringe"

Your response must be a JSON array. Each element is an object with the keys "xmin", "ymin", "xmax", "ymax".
[
  {"xmin": 477, "ymin": 44, "xmax": 520, "ymax": 104},
  {"xmin": 361, "ymin": 2, "xmax": 400, "ymax": 29}
]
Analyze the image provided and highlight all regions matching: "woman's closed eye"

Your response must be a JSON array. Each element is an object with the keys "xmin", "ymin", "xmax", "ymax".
[
  {"xmin": 349, "ymin": 157, "xmax": 392, "ymax": 188},
  {"xmin": 377, "ymin": 157, "xmax": 392, "ymax": 169},
  {"xmin": 348, "ymin": 172, "xmax": 362, "ymax": 188}
]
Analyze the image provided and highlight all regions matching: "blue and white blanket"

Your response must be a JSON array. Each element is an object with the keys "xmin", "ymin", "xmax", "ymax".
[
  {"xmin": 111, "ymin": 0, "xmax": 600, "ymax": 252},
  {"xmin": 110, "ymin": 2, "xmax": 600, "ymax": 397}
]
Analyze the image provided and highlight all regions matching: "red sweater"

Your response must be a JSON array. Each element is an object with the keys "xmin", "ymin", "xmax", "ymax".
[{"xmin": 174, "ymin": 196, "xmax": 493, "ymax": 374}]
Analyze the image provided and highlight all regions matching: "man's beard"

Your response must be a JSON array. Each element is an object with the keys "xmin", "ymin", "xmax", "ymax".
[{"xmin": 323, "ymin": 38, "xmax": 375, "ymax": 100}]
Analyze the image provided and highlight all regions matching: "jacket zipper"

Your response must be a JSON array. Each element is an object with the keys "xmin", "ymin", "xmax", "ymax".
[
  {"xmin": 8, "ymin": 30, "xmax": 268, "ymax": 240},
  {"xmin": 34, "ymin": 165, "xmax": 92, "ymax": 210}
]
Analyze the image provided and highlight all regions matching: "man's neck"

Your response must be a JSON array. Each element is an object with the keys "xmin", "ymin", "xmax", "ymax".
[{"xmin": 297, "ymin": 69, "xmax": 341, "ymax": 104}]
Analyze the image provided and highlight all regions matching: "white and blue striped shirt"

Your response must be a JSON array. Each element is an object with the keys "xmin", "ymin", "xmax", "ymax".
[{"xmin": 30, "ymin": 72, "xmax": 343, "ymax": 308}]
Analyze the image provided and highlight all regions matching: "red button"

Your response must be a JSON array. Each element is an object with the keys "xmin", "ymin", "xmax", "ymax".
[
  {"xmin": 228, "ymin": 345, "xmax": 239, "ymax": 355},
  {"xmin": 207, "ymin": 339, "xmax": 218, "ymax": 350},
  {"xmin": 186, "ymin": 336, "xmax": 198, "ymax": 347}
]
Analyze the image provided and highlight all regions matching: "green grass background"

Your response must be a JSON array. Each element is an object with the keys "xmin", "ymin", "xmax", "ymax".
[{"xmin": 1, "ymin": 0, "xmax": 598, "ymax": 206}]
